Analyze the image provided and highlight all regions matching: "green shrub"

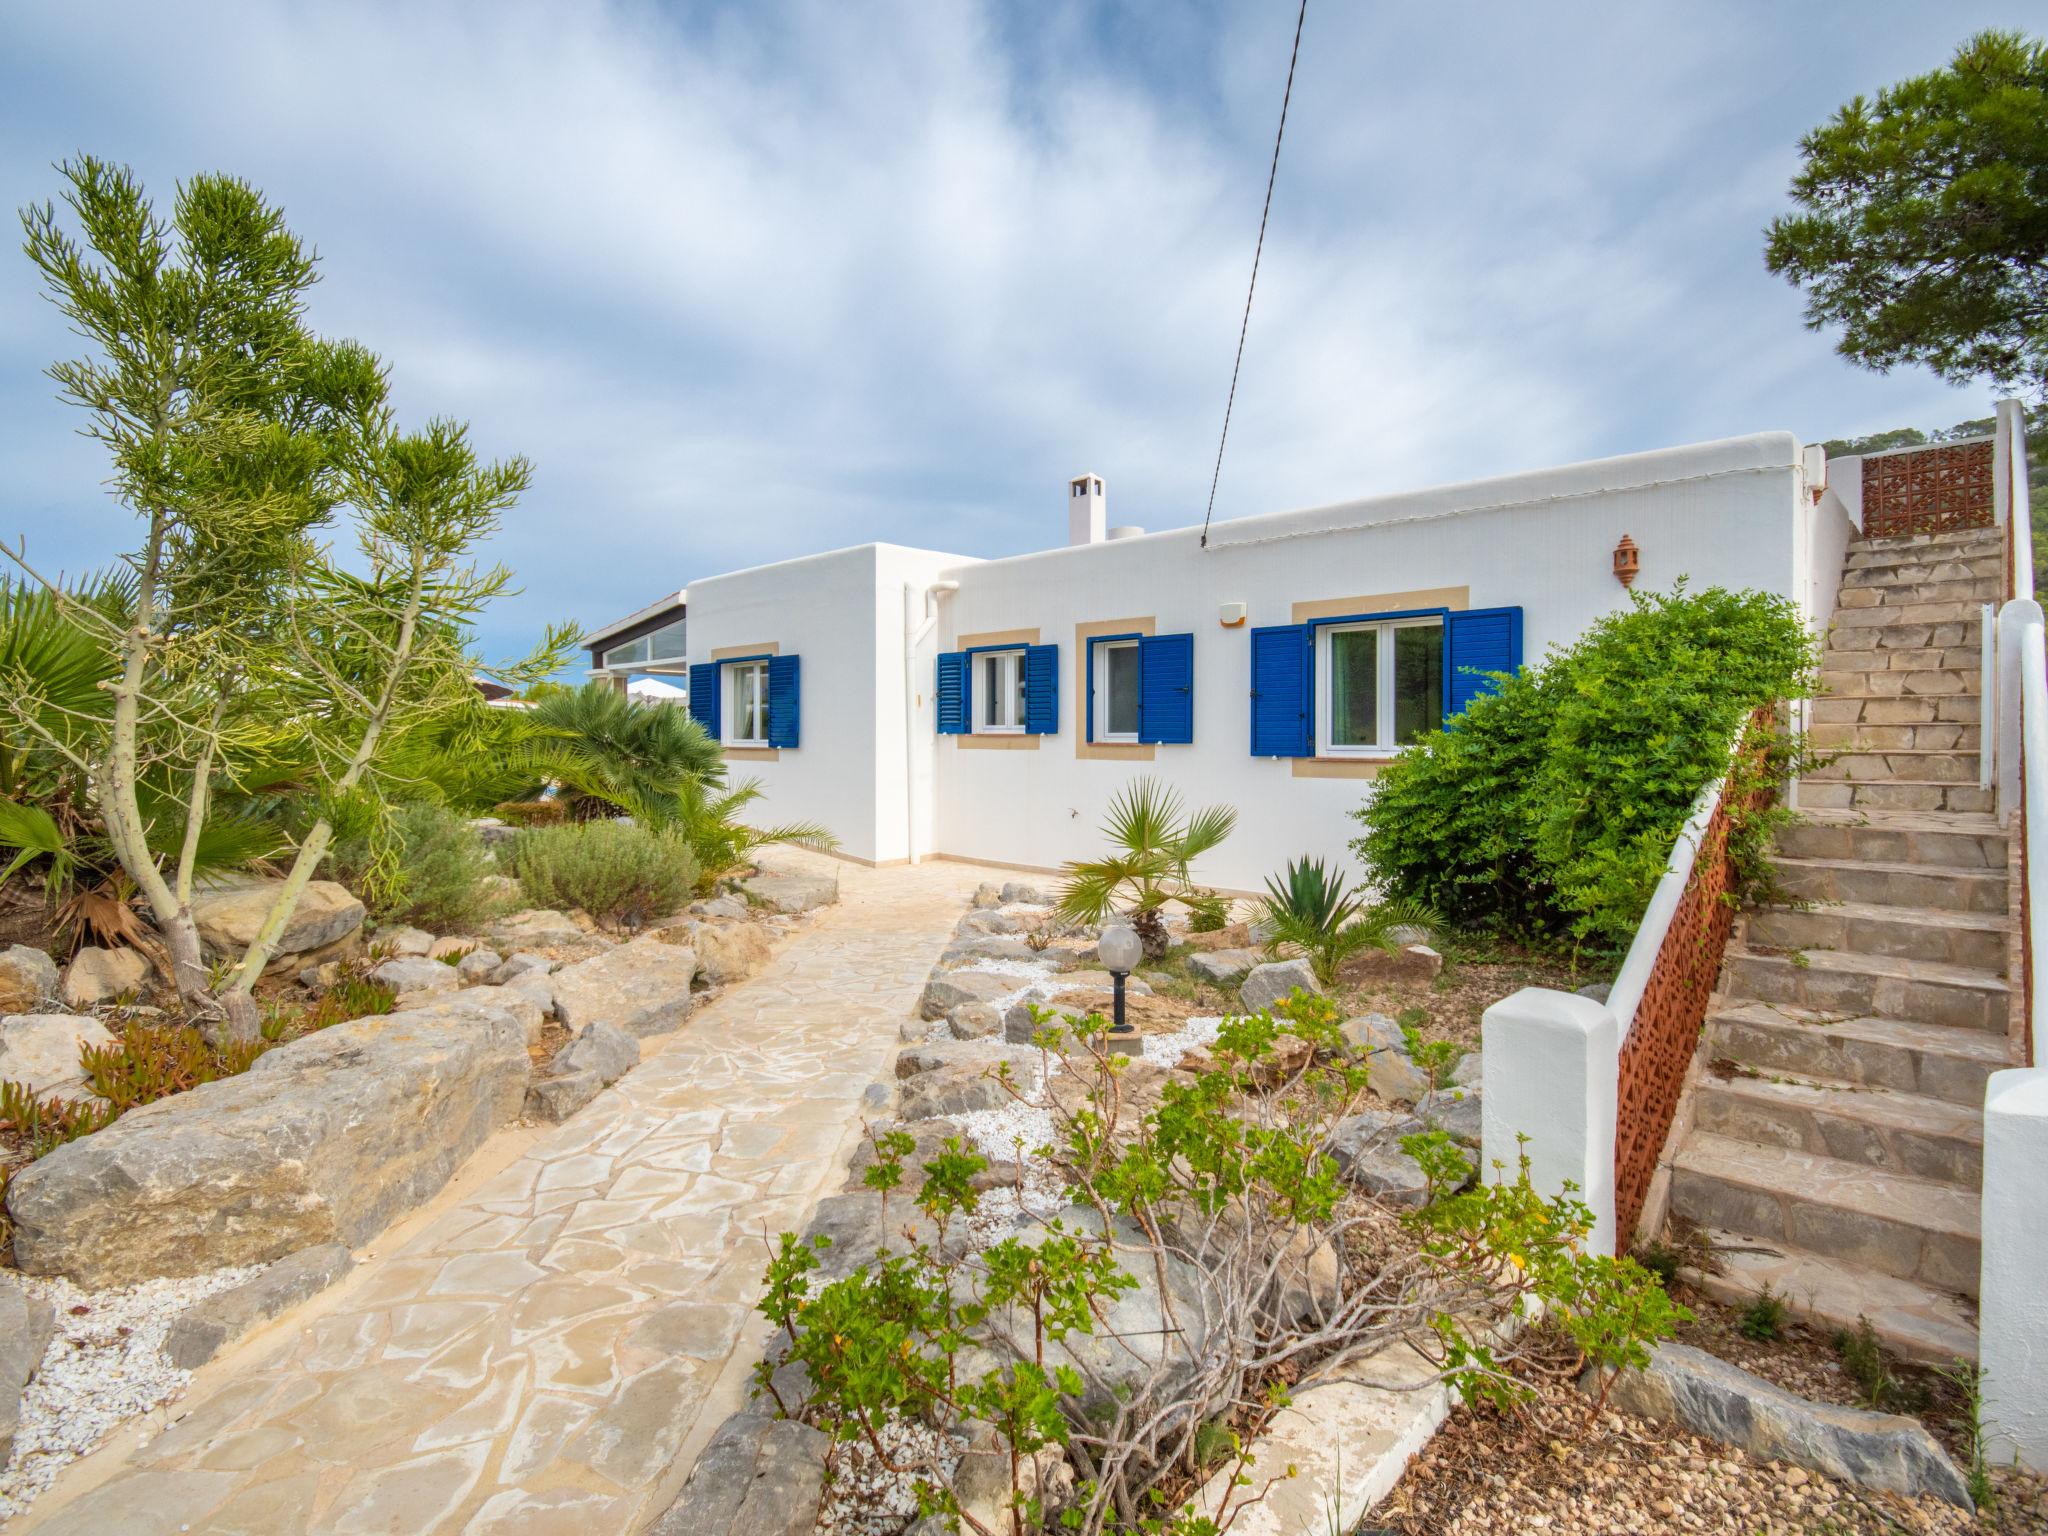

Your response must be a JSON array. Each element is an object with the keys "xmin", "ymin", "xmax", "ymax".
[
  {"xmin": 508, "ymin": 820, "xmax": 699, "ymax": 930},
  {"xmin": 1352, "ymin": 585, "xmax": 1819, "ymax": 950},
  {"xmin": 1738, "ymin": 1283, "xmax": 1789, "ymax": 1341},
  {"xmin": 330, "ymin": 800, "xmax": 504, "ymax": 934}
]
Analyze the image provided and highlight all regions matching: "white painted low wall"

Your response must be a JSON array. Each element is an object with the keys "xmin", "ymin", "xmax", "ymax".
[
  {"xmin": 1480, "ymin": 989, "xmax": 1618, "ymax": 1252},
  {"xmin": 1982, "ymin": 1067, "xmax": 2048, "ymax": 1469}
]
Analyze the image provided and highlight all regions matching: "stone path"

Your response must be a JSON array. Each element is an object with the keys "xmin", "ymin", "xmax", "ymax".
[{"xmin": 22, "ymin": 852, "xmax": 995, "ymax": 1536}]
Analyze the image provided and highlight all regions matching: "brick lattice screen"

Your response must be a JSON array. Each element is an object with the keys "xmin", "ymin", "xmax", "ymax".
[
  {"xmin": 1861, "ymin": 439, "xmax": 1995, "ymax": 538},
  {"xmin": 1613, "ymin": 713, "xmax": 1773, "ymax": 1244}
]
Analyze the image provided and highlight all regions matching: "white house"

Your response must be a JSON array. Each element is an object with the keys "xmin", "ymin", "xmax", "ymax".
[{"xmin": 594, "ymin": 431, "xmax": 1842, "ymax": 890}]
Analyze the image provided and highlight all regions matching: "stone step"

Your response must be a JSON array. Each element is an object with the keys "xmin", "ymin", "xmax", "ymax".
[
  {"xmin": 1723, "ymin": 945, "xmax": 2008, "ymax": 1032},
  {"xmin": 1669, "ymin": 1133, "xmax": 1979, "ymax": 1297},
  {"xmin": 1806, "ymin": 749, "xmax": 1978, "ymax": 785},
  {"xmin": 1824, "ymin": 622, "xmax": 1979, "ymax": 659},
  {"xmin": 1808, "ymin": 720, "xmax": 1979, "ymax": 752},
  {"xmin": 1693, "ymin": 1071, "xmax": 1982, "ymax": 1189},
  {"xmin": 1830, "ymin": 597, "xmax": 1988, "ymax": 633},
  {"xmin": 1818, "ymin": 664, "xmax": 1979, "ymax": 699},
  {"xmin": 1836, "ymin": 574, "xmax": 2001, "ymax": 605},
  {"xmin": 1810, "ymin": 692, "xmax": 1979, "ymax": 726},
  {"xmin": 1840, "ymin": 551, "xmax": 2003, "ymax": 586},
  {"xmin": 1743, "ymin": 902, "xmax": 2008, "ymax": 972},
  {"xmin": 1773, "ymin": 810, "xmax": 2008, "ymax": 870},
  {"xmin": 1708, "ymin": 1000, "xmax": 2011, "ymax": 1106},
  {"xmin": 1847, "ymin": 527, "xmax": 2002, "ymax": 558},
  {"xmin": 1677, "ymin": 1235, "xmax": 1977, "ymax": 1366},
  {"xmin": 1796, "ymin": 779, "xmax": 1992, "ymax": 815},
  {"xmin": 1770, "ymin": 855, "xmax": 2009, "ymax": 914}
]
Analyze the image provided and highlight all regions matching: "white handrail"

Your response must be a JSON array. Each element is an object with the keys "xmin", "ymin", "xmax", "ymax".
[{"xmin": 1999, "ymin": 399, "xmax": 2034, "ymax": 603}]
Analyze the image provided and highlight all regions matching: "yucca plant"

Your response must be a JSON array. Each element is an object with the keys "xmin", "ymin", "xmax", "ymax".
[
  {"xmin": 1057, "ymin": 776, "xmax": 1238, "ymax": 959},
  {"xmin": 1259, "ymin": 856, "xmax": 1440, "ymax": 987}
]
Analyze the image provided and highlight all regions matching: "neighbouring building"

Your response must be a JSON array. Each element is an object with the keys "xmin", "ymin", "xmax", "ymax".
[{"xmin": 585, "ymin": 432, "xmax": 1847, "ymax": 889}]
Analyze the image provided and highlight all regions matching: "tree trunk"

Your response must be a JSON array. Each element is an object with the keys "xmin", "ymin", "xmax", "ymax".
[{"xmin": 1132, "ymin": 905, "xmax": 1170, "ymax": 960}]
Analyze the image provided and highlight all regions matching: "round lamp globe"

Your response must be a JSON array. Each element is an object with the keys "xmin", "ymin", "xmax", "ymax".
[{"xmin": 1097, "ymin": 924, "xmax": 1143, "ymax": 975}]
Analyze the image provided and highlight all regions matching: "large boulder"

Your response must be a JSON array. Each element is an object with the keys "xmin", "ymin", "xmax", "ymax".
[
  {"xmin": 488, "ymin": 951, "xmax": 555, "ymax": 987},
  {"xmin": 1003, "ymin": 989, "xmax": 1191, "ymax": 1043},
  {"xmin": 488, "ymin": 908, "xmax": 586, "ymax": 950},
  {"xmin": 1414, "ymin": 1086, "xmax": 1482, "ymax": 1146},
  {"xmin": 0, "ymin": 947, "xmax": 59, "ymax": 1014},
  {"xmin": 551, "ymin": 937, "xmax": 697, "ymax": 1038},
  {"xmin": 191, "ymin": 877, "xmax": 365, "ymax": 972},
  {"xmin": 1341, "ymin": 1014, "xmax": 1433, "ymax": 1105},
  {"xmin": 376, "ymin": 925, "xmax": 434, "ymax": 957},
  {"xmin": 455, "ymin": 948, "xmax": 502, "ymax": 985},
  {"xmin": 1590, "ymin": 1343, "xmax": 1971, "ymax": 1507},
  {"xmin": 59, "ymin": 946, "xmax": 151, "ymax": 1009},
  {"xmin": 368, "ymin": 955, "xmax": 460, "ymax": 998},
  {"xmin": 0, "ymin": 1276, "xmax": 53, "ymax": 1464},
  {"xmin": 1328, "ymin": 1110, "xmax": 1429, "ymax": 1206},
  {"xmin": 163, "ymin": 1243, "xmax": 353, "ymax": 1369},
  {"xmin": 1188, "ymin": 948, "xmax": 1260, "ymax": 985},
  {"xmin": 941, "ymin": 935, "xmax": 1038, "ymax": 966},
  {"xmin": 558, "ymin": 1020, "xmax": 640, "ymax": 1084},
  {"xmin": 648, "ymin": 1412, "xmax": 830, "ymax": 1536},
  {"xmin": 1239, "ymin": 958, "xmax": 1321, "ymax": 1016},
  {"xmin": 0, "ymin": 1014, "xmax": 117, "ymax": 1101},
  {"xmin": 898, "ymin": 1062, "xmax": 1012, "ymax": 1120},
  {"xmin": 690, "ymin": 921, "xmax": 773, "ymax": 985},
  {"xmin": 947, "ymin": 1001, "xmax": 1004, "ymax": 1040},
  {"xmin": 407, "ymin": 987, "xmax": 547, "ymax": 1046},
  {"xmin": 918, "ymin": 970, "xmax": 1014, "ymax": 1020},
  {"xmin": 6, "ymin": 1005, "xmax": 530, "ymax": 1287},
  {"xmin": 741, "ymin": 867, "xmax": 838, "ymax": 914},
  {"xmin": 895, "ymin": 1042, "xmax": 1037, "ymax": 1082}
]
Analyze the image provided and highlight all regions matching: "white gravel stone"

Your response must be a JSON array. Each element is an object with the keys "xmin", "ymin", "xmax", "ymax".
[
  {"xmin": 0, "ymin": 1262, "xmax": 265, "ymax": 1521},
  {"xmin": 815, "ymin": 1417, "xmax": 964, "ymax": 1536},
  {"xmin": 1141, "ymin": 1015, "xmax": 1223, "ymax": 1071}
]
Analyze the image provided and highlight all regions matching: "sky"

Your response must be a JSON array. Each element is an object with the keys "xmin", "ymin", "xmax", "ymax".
[{"xmin": 2, "ymin": 1, "xmax": 2039, "ymax": 668}]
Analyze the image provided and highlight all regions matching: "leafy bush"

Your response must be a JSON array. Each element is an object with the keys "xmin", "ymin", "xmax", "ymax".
[
  {"xmin": 508, "ymin": 820, "xmax": 699, "ymax": 930},
  {"xmin": 1353, "ymin": 585, "xmax": 1819, "ymax": 950},
  {"xmin": 329, "ymin": 800, "xmax": 505, "ymax": 934}
]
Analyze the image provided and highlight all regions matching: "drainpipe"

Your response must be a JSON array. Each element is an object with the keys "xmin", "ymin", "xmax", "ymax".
[{"xmin": 904, "ymin": 580, "xmax": 959, "ymax": 863}]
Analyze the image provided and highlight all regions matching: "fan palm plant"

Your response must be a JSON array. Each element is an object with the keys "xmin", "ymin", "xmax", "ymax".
[
  {"xmin": 1258, "ymin": 855, "xmax": 1441, "ymax": 987},
  {"xmin": 676, "ymin": 775, "xmax": 836, "ymax": 893},
  {"xmin": 522, "ymin": 681, "xmax": 725, "ymax": 822},
  {"xmin": 1056, "ymin": 776, "xmax": 1237, "ymax": 959}
]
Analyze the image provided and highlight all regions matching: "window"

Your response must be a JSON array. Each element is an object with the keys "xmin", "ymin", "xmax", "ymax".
[
  {"xmin": 604, "ymin": 635, "xmax": 649, "ymax": 668},
  {"xmin": 727, "ymin": 659, "xmax": 769, "ymax": 746},
  {"xmin": 1318, "ymin": 618, "xmax": 1442, "ymax": 754},
  {"xmin": 977, "ymin": 649, "xmax": 1027, "ymax": 733},
  {"xmin": 603, "ymin": 617, "xmax": 687, "ymax": 670},
  {"xmin": 1092, "ymin": 639, "xmax": 1141, "ymax": 742}
]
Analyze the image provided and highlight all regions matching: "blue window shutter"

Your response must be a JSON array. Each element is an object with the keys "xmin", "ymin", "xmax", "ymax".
[
  {"xmin": 766, "ymin": 654, "xmax": 801, "ymax": 748},
  {"xmin": 1138, "ymin": 632, "xmax": 1194, "ymax": 745},
  {"xmin": 1444, "ymin": 606, "xmax": 1524, "ymax": 715},
  {"xmin": 1249, "ymin": 624, "xmax": 1311, "ymax": 757},
  {"xmin": 1024, "ymin": 644, "xmax": 1059, "ymax": 735},
  {"xmin": 935, "ymin": 651, "xmax": 969, "ymax": 735},
  {"xmin": 688, "ymin": 661, "xmax": 721, "ymax": 739}
]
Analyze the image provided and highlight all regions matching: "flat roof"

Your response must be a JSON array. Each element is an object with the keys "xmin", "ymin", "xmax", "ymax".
[{"xmin": 583, "ymin": 589, "xmax": 687, "ymax": 650}]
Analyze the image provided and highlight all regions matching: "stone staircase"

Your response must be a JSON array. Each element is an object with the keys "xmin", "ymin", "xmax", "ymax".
[{"xmin": 1668, "ymin": 525, "xmax": 2017, "ymax": 1363}]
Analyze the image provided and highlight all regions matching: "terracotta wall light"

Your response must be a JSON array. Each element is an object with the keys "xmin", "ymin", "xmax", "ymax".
[{"xmin": 1613, "ymin": 534, "xmax": 1640, "ymax": 588}]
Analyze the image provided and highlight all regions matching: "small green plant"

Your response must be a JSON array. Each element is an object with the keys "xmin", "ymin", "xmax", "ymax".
[
  {"xmin": 508, "ymin": 820, "xmax": 700, "ymax": 930},
  {"xmin": 1738, "ymin": 1283, "xmax": 1788, "ymax": 1341},
  {"xmin": 0, "ymin": 1079, "xmax": 119, "ymax": 1156},
  {"xmin": 1937, "ymin": 1359, "xmax": 1997, "ymax": 1511},
  {"xmin": 1184, "ymin": 888, "xmax": 1230, "ymax": 933},
  {"xmin": 1834, "ymin": 1315, "xmax": 1926, "ymax": 1413},
  {"xmin": 1634, "ymin": 1239, "xmax": 1682, "ymax": 1289},
  {"xmin": 1400, "ymin": 1024, "xmax": 1461, "ymax": 1092},
  {"xmin": 1257, "ymin": 855, "xmax": 1439, "ymax": 987}
]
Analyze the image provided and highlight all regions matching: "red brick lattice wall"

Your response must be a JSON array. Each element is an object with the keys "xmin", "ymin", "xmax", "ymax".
[
  {"xmin": 1612, "ymin": 715, "xmax": 1773, "ymax": 1244},
  {"xmin": 1861, "ymin": 439, "xmax": 1995, "ymax": 539}
]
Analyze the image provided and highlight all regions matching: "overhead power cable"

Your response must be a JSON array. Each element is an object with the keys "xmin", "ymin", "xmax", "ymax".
[{"xmin": 1199, "ymin": 0, "xmax": 1309, "ymax": 549}]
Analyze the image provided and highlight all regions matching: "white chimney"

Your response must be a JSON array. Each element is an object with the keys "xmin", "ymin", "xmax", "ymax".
[{"xmin": 1068, "ymin": 473, "xmax": 1106, "ymax": 546}]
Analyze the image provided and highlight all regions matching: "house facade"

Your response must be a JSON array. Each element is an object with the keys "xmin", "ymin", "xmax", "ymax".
[{"xmin": 607, "ymin": 430, "xmax": 1841, "ymax": 891}]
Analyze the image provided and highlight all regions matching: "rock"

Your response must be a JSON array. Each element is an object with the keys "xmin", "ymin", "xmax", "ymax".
[
  {"xmin": 861, "ymin": 1080, "xmax": 893, "ymax": 1114},
  {"xmin": 1328, "ymin": 1111, "xmax": 1429, "ymax": 1206},
  {"xmin": 1450, "ymin": 1050, "xmax": 1483, "ymax": 1088},
  {"xmin": 0, "ymin": 1014, "xmax": 117, "ymax": 1101},
  {"xmin": 498, "ymin": 970, "xmax": 557, "ymax": 1021},
  {"xmin": 648, "ymin": 1412, "xmax": 830, "ymax": 1536},
  {"xmin": 1000, "ymin": 881, "xmax": 1055, "ymax": 906},
  {"xmin": 409, "ymin": 987, "xmax": 547, "ymax": 1045},
  {"xmin": 552, "ymin": 937, "xmax": 697, "ymax": 1037},
  {"xmin": 954, "ymin": 1423, "xmax": 1074, "ymax": 1533},
  {"xmin": 1240, "ymin": 958, "xmax": 1321, "ymax": 1016},
  {"xmin": 163, "ymin": 1243, "xmax": 353, "ymax": 1369},
  {"xmin": 958, "ymin": 908, "xmax": 1049, "ymax": 937},
  {"xmin": 1576, "ymin": 981, "xmax": 1613, "ymax": 1004},
  {"xmin": 369, "ymin": 956, "xmax": 460, "ymax": 998},
  {"xmin": 1334, "ymin": 943, "xmax": 1444, "ymax": 987},
  {"xmin": 1414, "ymin": 1086, "xmax": 1483, "ymax": 1146},
  {"xmin": 1587, "ymin": 1342, "xmax": 1972, "ymax": 1507},
  {"xmin": 1179, "ymin": 922, "xmax": 1252, "ymax": 953},
  {"xmin": 740, "ymin": 867, "xmax": 838, "ymax": 914},
  {"xmin": 1340, "ymin": 1014, "xmax": 1434, "ymax": 1104},
  {"xmin": 898, "ymin": 1062, "xmax": 1012, "ymax": 1120},
  {"xmin": 941, "ymin": 935, "xmax": 1038, "ymax": 966},
  {"xmin": 0, "ymin": 1276, "xmax": 53, "ymax": 1464},
  {"xmin": 298, "ymin": 959, "xmax": 343, "ymax": 995},
  {"xmin": 487, "ymin": 951, "xmax": 555, "ymax": 986},
  {"xmin": 947, "ymin": 1001, "xmax": 1004, "ymax": 1040},
  {"xmin": 1188, "ymin": 947, "xmax": 1260, "ymax": 984},
  {"xmin": 558, "ymin": 1020, "xmax": 640, "ymax": 1084},
  {"xmin": 488, "ymin": 908, "xmax": 586, "ymax": 949},
  {"xmin": 691, "ymin": 895, "xmax": 748, "ymax": 921},
  {"xmin": 0, "ymin": 946, "xmax": 60, "ymax": 1014},
  {"xmin": 191, "ymin": 877, "xmax": 365, "ymax": 969},
  {"xmin": 7, "ymin": 1005, "xmax": 530, "ymax": 1286},
  {"xmin": 455, "ymin": 948, "xmax": 502, "ymax": 985},
  {"xmin": 59, "ymin": 946, "xmax": 151, "ymax": 1008},
  {"xmin": 1248, "ymin": 916, "xmax": 1279, "ymax": 944},
  {"xmin": 800, "ymin": 1191, "xmax": 942, "ymax": 1284},
  {"xmin": 918, "ymin": 970, "xmax": 1015, "ymax": 1020},
  {"xmin": 971, "ymin": 882, "xmax": 1004, "ymax": 909},
  {"xmin": 378, "ymin": 926, "xmax": 434, "ymax": 958},
  {"xmin": 691, "ymin": 921, "xmax": 772, "ymax": 985},
  {"xmin": 525, "ymin": 1068, "xmax": 602, "ymax": 1122},
  {"xmin": 428, "ymin": 935, "xmax": 477, "ymax": 960},
  {"xmin": 895, "ymin": 1042, "xmax": 1037, "ymax": 1081}
]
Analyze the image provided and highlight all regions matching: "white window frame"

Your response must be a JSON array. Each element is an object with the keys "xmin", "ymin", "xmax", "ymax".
[
  {"xmin": 975, "ymin": 648, "xmax": 1027, "ymax": 735},
  {"xmin": 1092, "ymin": 638, "xmax": 1141, "ymax": 744},
  {"xmin": 726, "ymin": 659, "xmax": 770, "ymax": 748},
  {"xmin": 1316, "ymin": 617, "xmax": 1442, "ymax": 757}
]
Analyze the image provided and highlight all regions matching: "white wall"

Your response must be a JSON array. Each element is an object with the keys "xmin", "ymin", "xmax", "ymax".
[{"xmin": 929, "ymin": 432, "xmax": 1806, "ymax": 891}]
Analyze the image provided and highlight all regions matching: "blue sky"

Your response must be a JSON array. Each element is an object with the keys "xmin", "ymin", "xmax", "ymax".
[{"xmin": 2, "ymin": 1, "xmax": 2039, "ymax": 667}]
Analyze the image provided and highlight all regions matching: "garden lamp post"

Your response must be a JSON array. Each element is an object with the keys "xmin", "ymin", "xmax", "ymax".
[{"xmin": 1097, "ymin": 923, "xmax": 1143, "ymax": 1055}]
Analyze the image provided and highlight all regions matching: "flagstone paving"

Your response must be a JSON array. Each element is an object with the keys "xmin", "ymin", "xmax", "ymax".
[{"xmin": 22, "ymin": 852, "xmax": 998, "ymax": 1536}]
